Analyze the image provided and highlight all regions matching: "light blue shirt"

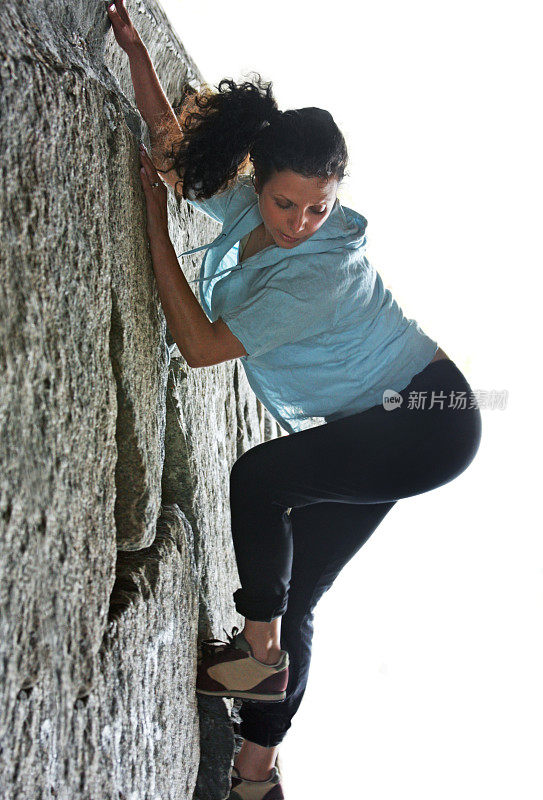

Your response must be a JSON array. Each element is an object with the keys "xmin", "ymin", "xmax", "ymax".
[{"xmin": 177, "ymin": 176, "xmax": 438, "ymax": 434}]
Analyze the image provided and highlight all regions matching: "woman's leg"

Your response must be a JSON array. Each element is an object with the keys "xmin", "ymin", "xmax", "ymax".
[{"xmin": 236, "ymin": 499, "xmax": 397, "ymax": 748}]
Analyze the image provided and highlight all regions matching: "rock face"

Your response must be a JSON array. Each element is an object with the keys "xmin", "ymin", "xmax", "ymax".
[{"xmin": 0, "ymin": 2, "xmax": 285, "ymax": 798}]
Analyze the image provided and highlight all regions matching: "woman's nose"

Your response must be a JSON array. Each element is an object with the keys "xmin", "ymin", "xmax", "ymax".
[{"xmin": 289, "ymin": 213, "xmax": 306, "ymax": 234}]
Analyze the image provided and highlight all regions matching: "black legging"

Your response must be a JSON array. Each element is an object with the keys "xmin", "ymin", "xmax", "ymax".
[{"xmin": 229, "ymin": 357, "xmax": 482, "ymax": 747}]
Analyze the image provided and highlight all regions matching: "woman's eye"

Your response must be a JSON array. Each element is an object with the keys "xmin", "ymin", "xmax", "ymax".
[{"xmin": 275, "ymin": 201, "xmax": 326, "ymax": 215}]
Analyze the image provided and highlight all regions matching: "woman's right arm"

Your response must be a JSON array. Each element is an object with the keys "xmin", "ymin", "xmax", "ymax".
[{"xmin": 106, "ymin": 0, "xmax": 183, "ymax": 189}]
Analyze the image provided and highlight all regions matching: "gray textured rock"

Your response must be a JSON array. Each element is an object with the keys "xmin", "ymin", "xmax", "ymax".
[
  {"xmin": 72, "ymin": 506, "xmax": 200, "ymax": 800},
  {"xmin": 0, "ymin": 1, "xmax": 284, "ymax": 798},
  {"xmin": 1, "ymin": 506, "xmax": 200, "ymax": 800}
]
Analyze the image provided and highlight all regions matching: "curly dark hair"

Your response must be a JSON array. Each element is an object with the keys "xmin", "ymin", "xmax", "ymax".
[{"xmin": 159, "ymin": 72, "xmax": 348, "ymax": 202}]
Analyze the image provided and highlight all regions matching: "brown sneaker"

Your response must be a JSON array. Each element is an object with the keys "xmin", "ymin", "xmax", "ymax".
[
  {"xmin": 227, "ymin": 765, "xmax": 284, "ymax": 800},
  {"xmin": 196, "ymin": 626, "xmax": 289, "ymax": 702}
]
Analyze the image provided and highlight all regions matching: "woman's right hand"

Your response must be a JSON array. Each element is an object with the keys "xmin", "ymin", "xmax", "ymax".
[{"xmin": 106, "ymin": 0, "xmax": 143, "ymax": 56}]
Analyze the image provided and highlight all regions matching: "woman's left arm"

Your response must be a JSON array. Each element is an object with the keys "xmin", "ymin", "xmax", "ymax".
[{"xmin": 139, "ymin": 145, "xmax": 245, "ymax": 367}]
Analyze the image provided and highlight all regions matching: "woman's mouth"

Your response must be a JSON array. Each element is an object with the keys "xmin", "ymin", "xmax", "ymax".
[{"xmin": 279, "ymin": 231, "xmax": 301, "ymax": 243}]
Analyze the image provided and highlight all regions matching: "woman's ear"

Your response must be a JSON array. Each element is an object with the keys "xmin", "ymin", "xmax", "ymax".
[{"xmin": 251, "ymin": 172, "xmax": 261, "ymax": 195}]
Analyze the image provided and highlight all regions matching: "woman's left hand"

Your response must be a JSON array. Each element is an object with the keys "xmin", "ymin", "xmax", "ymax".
[{"xmin": 139, "ymin": 143, "xmax": 169, "ymax": 241}]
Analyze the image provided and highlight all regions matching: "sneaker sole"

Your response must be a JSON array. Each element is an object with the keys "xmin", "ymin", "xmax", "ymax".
[{"xmin": 196, "ymin": 688, "xmax": 286, "ymax": 702}]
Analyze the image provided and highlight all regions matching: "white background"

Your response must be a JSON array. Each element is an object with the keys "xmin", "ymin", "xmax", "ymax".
[{"xmin": 153, "ymin": 1, "xmax": 542, "ymax": 796}]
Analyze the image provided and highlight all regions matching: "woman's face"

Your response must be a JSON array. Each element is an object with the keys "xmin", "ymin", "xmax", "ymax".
[{"xmin": 256, "ymin": 169, "xmax": 339, "ymax": 248}]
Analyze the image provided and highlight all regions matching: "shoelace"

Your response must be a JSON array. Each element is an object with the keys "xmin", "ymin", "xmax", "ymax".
[{"xmin": 199, "ymin": 625, "xmax": 241, "ymax": 660}]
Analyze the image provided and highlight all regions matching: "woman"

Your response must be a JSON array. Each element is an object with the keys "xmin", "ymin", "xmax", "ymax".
[{"xmin": 107, "ymin": 3, "xmax": 482, "ymax": 798}]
